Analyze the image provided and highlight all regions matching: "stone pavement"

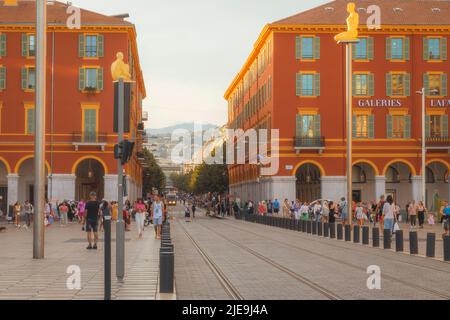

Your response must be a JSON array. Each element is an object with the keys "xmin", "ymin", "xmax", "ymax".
[{"xmin": 0, "ymin": 220, "xmax": 160, "ymax": 300}]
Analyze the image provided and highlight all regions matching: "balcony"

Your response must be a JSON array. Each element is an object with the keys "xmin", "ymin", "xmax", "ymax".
[
  {"xmin": 72, "ymin": 132, "xmax": 107, "ymax": 151},
  {"xmin": 142, "ymin": 111, "xmax": 148, "ymax": 121},
  {"xmin": 426, "ymin": 136, "xmax": 450, "ymax": 152},
  {"xmin": 137, "ymin": 122, "xmax": 145, "ymax": 132},
  {"xmin": 294, "ymin": 136, "xmax": 326, "ymax": 154}
]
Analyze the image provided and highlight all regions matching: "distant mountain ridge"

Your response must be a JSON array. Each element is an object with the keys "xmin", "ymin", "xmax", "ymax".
[{"xmin": 147, "ymin": 122, "xmax": 219, "ymax": 136}]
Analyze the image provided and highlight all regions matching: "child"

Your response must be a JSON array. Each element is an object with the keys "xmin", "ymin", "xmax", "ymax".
[
  {"xmin": 428, "ymin": 213, "xmax": 435, "ymax": 226},
  {"xmin": 356, "ymin": 202, "xmax": 365, "ymax": 226}
]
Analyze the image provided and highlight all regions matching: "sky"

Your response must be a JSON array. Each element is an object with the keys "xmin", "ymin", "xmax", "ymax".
[{"xmin": 73, "ymin": 0, "xmax": 329, "ymax": 129}]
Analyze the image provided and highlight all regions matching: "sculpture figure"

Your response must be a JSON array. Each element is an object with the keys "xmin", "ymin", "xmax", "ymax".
[
  {"xmin": 334, "ymin": 2, "xmax": 359, "ymax": 42},
  {"xmin": 111, "ymin": 52, "xmax": 131, "ymax": 81}
]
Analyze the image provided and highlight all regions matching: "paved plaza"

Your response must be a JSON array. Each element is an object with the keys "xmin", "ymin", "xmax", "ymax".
[{"xmin": 0, "ymin": 220, "xmax": 160, "ymax": 300}]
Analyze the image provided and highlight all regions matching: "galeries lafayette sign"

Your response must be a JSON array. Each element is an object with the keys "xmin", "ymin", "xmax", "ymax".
[
  {"xmin": 357, "ymin": 99, "xmax": 402, "ymax": 107},
  {"xmin": 430, "ymin": 99, "xmax": 450, "ymax": 107}
]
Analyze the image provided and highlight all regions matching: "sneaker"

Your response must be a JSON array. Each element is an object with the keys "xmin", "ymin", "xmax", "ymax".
[
  {"xmin": 93, "ymin": 244, "xmax": 98, "ymax": 250},
  {"xmin": 86, "ymin": 245, "xmax": 93, "ymax": 250}
]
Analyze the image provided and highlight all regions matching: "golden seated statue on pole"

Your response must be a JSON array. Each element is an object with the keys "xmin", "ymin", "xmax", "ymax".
[
  {"xmin": 334, "ymin": 2, "xmax": 359, "ymax": 43},
  {"xmin": 111, "ymin": 52, "xmax": 132, "ymax": 82}
]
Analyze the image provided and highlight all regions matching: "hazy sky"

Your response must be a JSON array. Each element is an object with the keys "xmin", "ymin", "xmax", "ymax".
[{"xmin": 73, "ymin": 0, "xmax": 329, "ymax": 129}]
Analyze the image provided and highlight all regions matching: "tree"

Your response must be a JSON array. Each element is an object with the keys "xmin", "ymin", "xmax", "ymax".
[
  {"xmin": 142, "ymin": 148, "xmax": 166, "ymax": 197},
  {"xmin": 191, "ymin": 162, "xmax": 228, "ymax": 195}
]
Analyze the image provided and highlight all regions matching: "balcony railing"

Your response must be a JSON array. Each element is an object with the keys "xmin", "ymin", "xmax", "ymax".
[
  {"xmin": 294, "ymin": 136, "xmax": 325, "ymax": 153},
  {"xmin": 72, "ymin": 132, "xmax": 107, "ymax": 151},
  {"xmin": 426, "ymin": 136, "xmax": 450, "ymax": 149}
]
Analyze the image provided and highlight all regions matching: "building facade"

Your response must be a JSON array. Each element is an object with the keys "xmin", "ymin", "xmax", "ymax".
[
  {"xmin": 0, "ymin": 1, "xmax": 147, "ymax": 212},
  {"xmin": 225, "ymin": 0, "xmax": 449, "ymax": 208}
]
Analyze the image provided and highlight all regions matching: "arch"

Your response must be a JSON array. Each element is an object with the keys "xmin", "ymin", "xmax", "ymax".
[
  {"xmin": 0, "ymin": 156, "xmax": 12, "ymax": 174},
  {"xmin": 352, "ymin": 159, "xmax": 380, "ymax": 176},
  {"xmin": 292, "ymin": 160, "xmax": 326, "ymax": 177},
  {"xmin": 71, "ymin": 156, "xmax": 109, "ymax": 175},
  {"xmin": 14, "ymin": 155, "xmax": 51, "ymax": 174},
  {"xmin": 421, "ymin": 159, "xmax": 450, "ymax": 174},
  {"xmin": 382, "ymin": 159, "xmax": 417, "ymax": 176}
]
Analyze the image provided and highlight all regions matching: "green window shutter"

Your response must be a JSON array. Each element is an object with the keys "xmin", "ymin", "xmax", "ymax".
[
  {"xmin": 425, "ymin": 115, "xmax": 431, "ymax": 138},
  {"xmin": 296, "ymin": 73, "xmax": 301, "ymax": 96},
  {"xmin": 97, "ymin": 35, "xmax": 104, "ymax": 58},
  {"xmin": 313, "ymin": 37, "xmax": 320, "ymax": 59},
  {"xmin": 314, "ymin": 73, "xmax": 320, "ymax": 96},
  {"xmin": 22, "ymin": 34, "xmax": 28, "ymax": 57},
  {"xmin": 441, "ymin": 37, "xmax": 447, "ymax": 60},
  {"xmin": 404, "ymin": 37, "xmax": 410, "ymax": 60},
  {"xmin": 423, "ymin": 37, "xmax": 429, "ymax": 60},
  {"xmin": 386, "ymin": 37, "xmax": 392, "ymax": 60},
  {"xmin": 21, "ymin": 67, "xmax": 28, "ymax": 90},
  {"xmin": 295, "ymin": 36, "xmax": 301, "ymax": 60},
  {"xmin": 352, "ymin": 115, "xmax": 357, "ymax": 138},
  {"xmin": 78, "ymin": 34, "xmax": 85, "ymax": 58},
  {"xmin": 368, "ymin": 73, "xmax": 375, "ymax": 96},
  {"xmin": 404, "ymin": 115, "xmax": 411, "ymax": 139},
  {"xmin": 386, "ymin": 73, "xmax": 392, "ymax": 96},
  {"xmin": 424, "ymin": 73, "xmax": 430, "ymax": 96},
  {"xmin": 97, "ymin": 67, "xmax": 104, "ymax": 91},
  {"xmin": 314, "ymin": 115, "xmax": 321, "ymax": 137},
  {"xmin": 368, "ymin": 37, "xmax": 374, "ymax": 60},
  {"xmin": 404, "ymin": 73, "xmax": 411, "ymax": 96},
  {"xmin": 0, "ymin": 34, "xmax": 6, "ymax": 57},
  {"xmin": 0, "ymin": 67, "xmax": 5, "ymax": 90},
  {"xmin": 296, "ymin": 114, "xmax": 302, "ymax": 137},
  {"xmin": 352, "ymin": 74, "xmax": 356, "ymax": 96},
  {"xmin": 442, "ymin": 115, "xmax": 448, "ymax": 138},
  {"xmin": 27, "ymin": 109, "xmax": 35, "ymax": 134},
  {"xmin": 368, "ymin": 115, "xmax": 375, "ymax": 139},
  {"xmin": 386, "ymin": 115, "xmax": 393, "ymax": 138},
  {"xmin": 441, "ymin": 73, "xmax": 448, "ymax": 96},
  {"xmin": 79, "ymin": 68, "xmax": 85, "ymax": 91}
]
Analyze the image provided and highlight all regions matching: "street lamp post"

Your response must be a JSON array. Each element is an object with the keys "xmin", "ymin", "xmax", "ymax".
[{"xmin": 34, "ymin": 0, "xmax": 47, "ymax": 259}]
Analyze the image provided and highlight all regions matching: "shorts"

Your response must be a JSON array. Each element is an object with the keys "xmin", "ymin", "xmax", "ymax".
[
  {"xmin": 86, "ymin": 219, "xmax": 98, "ymax": 232},
  {"xmin": 274, "ymin": 209, "xmax": 279, "ymax": 214},
  {"xmin": 341, "ymin": 212, "xmax": 348, "ymax": 220},
  {"xmin": 153, "ymin": 217, "xmax": 162, "ymax": 226}
]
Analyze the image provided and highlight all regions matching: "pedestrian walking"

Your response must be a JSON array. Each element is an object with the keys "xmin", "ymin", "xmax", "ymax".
[
  {"xmin": 356, "ymin": 202, "xmax": 365, "ymax": 226},
  {"xmin": 273, "ymin": 199, "xmax": 280, "ymax": 216},
  {"xmin": 417, "ymin": 201, "xmax": 427, "ymax": 229},
  {"xmin": 408, "ymin": 200, "xmax": 417, "ymax": 229},
  {"xmin": 441, "ymin": 202, "xmax": 450, "ymax": 239},
  {"xmin": 85, "ymin": 192, "xmax": 100, "ymax": 250},
  {"xmin": 59, "ymin": 201, "xmax": 69, "ymax": 226},
  {"xmin": 13, "ymin": 202, "xmax": 21, "ymax": 227},
  {"xmin": 151, "ymin": 196, "xmax": 164, "ymax": 239},
  {"xmin": 78, "ymin": 199, "xmax": 86, "ymax": 230},
  {"xmin": 339, "ymin": 197, "xmax": 348, "ymax": 226},
  {"xmin": 134, "ymin": 198, "xmax": 146, "ymax": 239},
  {"xmin": 322, "ymin": 201, "xmax": 330, "ymax": 223},
  {"xmin": 382, "ymin": 195, "xmax": 397, "ymax": 234},
  {"xmin": 191, "ymin": 201, "xmax": 196, "ymax": 220},
  {"xmin": 282, "ymin": 199, "xmax": 290, "ymax": 218},
  {"xmin": 24, "ymin": 200, "xmax": 33, "ymax": 229}
]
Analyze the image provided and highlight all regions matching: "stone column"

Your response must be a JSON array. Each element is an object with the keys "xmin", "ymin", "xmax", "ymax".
[
  {"xmin": 411, "ymin": 176, "xmax": 423, "ymax": 203},
  {"xmin": 104, "ymin": 174, "xmax": 118, "ymax": 202},
  {"xmin": 374, "ymin": 176, "xmax": 386, "ymax": 201},
  {"xmin": 321, "ymin": 176, "xmax": 346, "ymax": 201},
  {"xmin": 7, "ymin": 174, "xmax": 19, "ymax": 206},
  {"xmin": 49, "ymin": 174, "xmax": 76, "ymax": 202}
]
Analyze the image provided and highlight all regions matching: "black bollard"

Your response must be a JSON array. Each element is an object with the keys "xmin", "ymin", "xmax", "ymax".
[
  {"xmin": 395, "ymin": 230, "xmax": 404, "ymax": 252},
  {"xmin": 104, "ymin": 214, "xmax": 111, "ymax": 301},
  {"xmin": 317, "ymin": 222, "xmax": 323, "ymax": 236},
  {"xmin": 307, "ymin": 220, "xmax": 312, "ymax": 234},
  {"xmin": 426, "ymin": 233, "xmax": 436, "ymax": 258},
  {"xmin": 383, "ymin": 229, "xmax": 391, "ymax": 249},
  {"xmin": 409, "ymin": 231, "xmax": 418, "ymax": 255},
  {"xmin": 337, "ymin": 224, "xmax": 343, "ymax": 240},
  {"xmin": 353, "ymin": 225, "xmax": 360, "ymax": 243},
  {"xmin": 373, "ymin": 227, "xmax": 380, "ymax": 248},
  {"xmin": 296, "ymin": 220, "xmax": 301, "ymax": 232},
  {"xmin": 290, "ymin": 219, "xmax": 295, "ymax": 230},
  {"xmin": 301, "ymin": 220, "xmax": 306, "ymax": 232},
  {"xmin": 362, "ymin": 226, "xmax": 369, "ymax": 245},
  {"xmin": 159, "ymin": 251, "xmax": 175, "ymax": 293},
  {"xmin": 323, "ymin": 223, "xmax": 329, "ymax": 238},
  {"xmin": 312, "ymin": 222, "xmax": 317, "ymax": 235},
  {"xmin": 329, "ymin": 223, "xmax": 336, "ymax": 239},
  {"xmin": 444, "ymin": 236, "xmax": 450, "ymax": 262},
  {"xmin": 345, "ymin": 225, "xmax": 351, "ymax": 242}
]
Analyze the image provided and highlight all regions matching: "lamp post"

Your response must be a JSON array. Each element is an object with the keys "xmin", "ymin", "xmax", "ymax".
[{"xmin": 34, "ymin": 0, "xmax": 47, "ymax": 259}]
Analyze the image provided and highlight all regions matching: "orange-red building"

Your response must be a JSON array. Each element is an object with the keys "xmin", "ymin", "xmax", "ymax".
[
  {"xmin": 225, "ymin": 0, "xmax": 449, "ymax": 207},
  {"xmin": 0, "ymin": 1, "xmax": 147, "ymax": 212}
]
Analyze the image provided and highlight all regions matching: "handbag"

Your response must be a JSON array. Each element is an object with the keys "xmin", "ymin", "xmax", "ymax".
[{"xmin": 393, "ymin": 222, "xmax": 401, "ymax": 232}]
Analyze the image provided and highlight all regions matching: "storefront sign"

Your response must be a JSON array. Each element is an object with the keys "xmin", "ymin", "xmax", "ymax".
[
  {"xmin": 285, "ymin": 165, "xmax": 294, "ymax": 170},
  {"xmin": 357, "ymin": 99, "xmax": 402, "ymax": 107},
  {"xmin": 430, "ymin": 99, "xmax": 450, "ymax": 107}
]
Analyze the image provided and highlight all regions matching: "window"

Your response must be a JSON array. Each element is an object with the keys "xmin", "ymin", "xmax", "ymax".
[
  {"xmin": 424, "ymin": 37, "xmax": 447, "ymax": 61},
  {"xmin": 0, "ymin": 34, "xmax": 6, "ymax": 57},
  {"xmin": 296, "ymin": 114, "xmax": 321, "ymax": 138},
  {"xmin": 79, "ymin": 67, "xmax": 104, "ymax": 92},
  {"xmin": 386, "ymin": 73, "xmax": 411, "ymax": 96},
  {"xmin": 0, "ymin": 66, "xmax": 5, "ymax": 90},
  {"xmin": 25, "ymin": 106, "xmax": 35, "ymax": 135},
  {"xmin": 78, "ymin": 34, "xmax": 104, "ymax": 58},
  {"xmin": 426, "ymin": 114, "xmax": 449, "ymax": 138},
  {"xmin": 353, "ymin": 115, "xmax": 374, "ymax": 139},
  {"xmin": 21, "ymin": 67, "xmax": 36, "ymax": 90},
  {"xmin": 424, "ymin": 73, "xmax": 447, "ymax": 96},
  {"xmin": 296, "ymin": 73, "xmax": 320, "ymax": 97},
  {"xmin": 387, "ymin": 115, "xmax": 411, "ymax": 139},
  {"xmin": 22, "ymin": 34, "xmax": 35, "ymax": 57},
  {"xmin": 387, "ymin": 37, "xmax": 410, "ymax": 60},
  {"xmin": 295, "ymin": 36, "xmax": 320, "ymax": 60},
  {"xmin": 353, "ymin": 73, "xmax": 374, "ymax": 96},
  {"xmin": 353, "ymin": 37, "xmax": 374, "ymax": 60},
  {"xmin": 83, "ymin": 108, "xmax": 97, "ymax": 142}
]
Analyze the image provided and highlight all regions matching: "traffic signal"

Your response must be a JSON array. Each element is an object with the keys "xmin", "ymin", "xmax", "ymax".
[{"xmin": 114, "ymin": 140, "xmax": 135, "ymax": 165}]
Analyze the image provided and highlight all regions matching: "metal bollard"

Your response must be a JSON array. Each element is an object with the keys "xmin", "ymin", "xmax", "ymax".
[
  {"xmin": 372, "ymin": 228, "xmax": 380, "ymax": 248},
  {"xmin": 329, "ymin": 223, "xmax": 336, "ymax": 239},
  {"xmin": 296, "ymin": 220, "xmax": 301, "ymax": 232},
  {"xmin": 307, "ymin": 220, "xmax": 312, "ymax": 234},
  {"xmin": 337, "ymin": 224, "xmax": 343, "ymax": 240},
  {"xmin": 301, "ymin": 220, "xmax": 306, "ymax": 232},
  {"xmin": 362, "ymin": 226, "xmax": 369, "ymax": 245},
  {"xmin": 383, "ymin": 229, "xmax": 391, "ymax": 249},
  {"xmin": 353, "ymin": 225, "xmax": 360, "ymax": 243},
  {"xmin": 426, "ymin": 233, "xmax": 436, "ymax": 258},
  {"xmin": 444, "ymin": 236, "xmax": 450, "ymax": 262},
  {"xmin": 395, "ymin": 230, "xmax": 404, "ymax": 252},
  {"xmin": 323, "ymin": 223, "xmax": 329, "ymax": 238},
  {"xmin": 317, "ymin": 222, "xmax": 323, "ymax": 236},
  {"xmin": 290, "ymin": 219, "xmax": 295, "ymax": 230},
  {"xmin": 312, "ymin": 222, "xmax": 317, "ymax": 235},
  {"xmin": 159, "ymin": 251, "xmax": 174, "ymax": 293},
  {"xmin": 345, "ymin": 225, "xmax": 351, "ymax": 242},
  {"xmin": 409, "ymin": 231, "xmax": 418, "ymax": 255}
]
